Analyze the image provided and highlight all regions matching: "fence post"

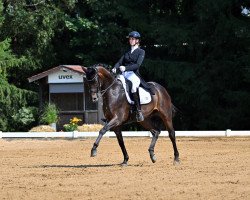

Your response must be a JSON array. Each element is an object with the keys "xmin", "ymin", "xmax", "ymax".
[
  {"xmin": 0, "ymin": 131, "xmax": 2, "ymax": 138},
  {"xmin": 73, "ymin": 130, "xmax": 78, "ymax": 138},
  {"xmin": 225, "ymin": 129, "xmax": 231, "ymax": 137}
]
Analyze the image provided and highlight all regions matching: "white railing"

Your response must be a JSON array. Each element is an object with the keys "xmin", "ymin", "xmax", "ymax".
[{"xmin": 0, "ymin": 130, "xmax": 250, "ymax": 138}]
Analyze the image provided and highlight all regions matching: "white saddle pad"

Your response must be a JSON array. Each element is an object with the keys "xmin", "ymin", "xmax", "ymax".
[{"xmin": 117, "ymin": 75, "xmax": 152, "ymax": 105}]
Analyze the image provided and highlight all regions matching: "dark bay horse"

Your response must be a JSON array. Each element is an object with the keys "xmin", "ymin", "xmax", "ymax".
[{"xmin": 82, "ymin": 65, "xmax": 180, "ymax": 166}]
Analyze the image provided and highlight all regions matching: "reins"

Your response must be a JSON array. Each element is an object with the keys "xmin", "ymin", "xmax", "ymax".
[
  {"xmin": 86, "ymin": 66, "xmax": 118, "ymax": 97},
  {"xmin": 100, "ymin": 77, "xmax": 117, "ymax": 96}
]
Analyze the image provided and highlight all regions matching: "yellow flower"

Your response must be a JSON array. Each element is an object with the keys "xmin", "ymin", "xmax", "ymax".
[{"xmin": 70, "ymin": 117, "xmax": 82, "ymax": 124}]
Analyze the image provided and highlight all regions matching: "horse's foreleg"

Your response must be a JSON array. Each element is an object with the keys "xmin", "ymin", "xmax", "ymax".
[
  {"xmin": 91, "ymin": 116, "xmax": 120, "ymax": 157},
  {"xmin": 90, "ymin": 125, "xmax": 108, "ymax": 157},
  {"xmin": 114, "ymin": 127, "xmax": 129, "ymax": 166}
]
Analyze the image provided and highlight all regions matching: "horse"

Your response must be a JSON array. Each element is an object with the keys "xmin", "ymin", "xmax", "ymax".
[{"xmin": 82, "ymin": 64, "xmax": 180, "ymax": 166}]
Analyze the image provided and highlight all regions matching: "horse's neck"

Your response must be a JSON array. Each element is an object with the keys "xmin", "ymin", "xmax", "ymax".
[
  {"xmin": 100, "ymin": 73, "xmax": 123, "ymax": 98},
  {"xmin": 102, "ymin": 76, "xmax": 115, "ymax": 89},
  {"xmin": 102, "ymin": 80, "xmax": 124, "ymax": 108},
  {"xmin": 98, "ymin": 67, "xmax": 115, "ymax": 90}
]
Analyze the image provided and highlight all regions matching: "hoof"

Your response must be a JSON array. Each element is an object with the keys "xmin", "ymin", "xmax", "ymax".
[
  {"xmin": 120, "ymin": 162, "xmax": 128, "ymax": 167},
  {"xmin": 173, "ymin": 158, "xmax": 180, "ymax": 166},
  {"xmin": 91, "ymin": 149, "xmax": 97, "ymax": 157},
  {"xmin": 150, "ymin": 155, "xmax": 157, "ymax": 163},
  {"xmin": 149, "ymin": 150, "xmax": 156, "ymax": 163}
]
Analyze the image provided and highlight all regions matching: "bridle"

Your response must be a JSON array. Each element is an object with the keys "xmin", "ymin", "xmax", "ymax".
[{"xmin": 86, "ymin": 67, "xmax": 117, "ymax": 97}]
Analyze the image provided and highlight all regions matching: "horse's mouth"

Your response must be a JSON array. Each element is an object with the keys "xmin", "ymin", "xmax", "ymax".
[{"xmin": 92, "ymin": 98, "xmax": 99, "ymax": 102}]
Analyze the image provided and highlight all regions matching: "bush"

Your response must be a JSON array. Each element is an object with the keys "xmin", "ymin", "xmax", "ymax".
[
  {"xmin": 0, "ymin": 117, "xmax": 8, "ymax": 132},
  {"xmin": 12, "ymin": 106, "xmax": 38, "ymax": 131},
  {"xmin": 40, "ymin": 103, "xmax": 59, "ymax": 125},
  {"xmin": 12, "ymin": 107, "xmax": 37, "ymax": 125}
]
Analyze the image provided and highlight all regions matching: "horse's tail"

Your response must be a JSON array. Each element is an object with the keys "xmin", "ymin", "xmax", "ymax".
[{"xmin": 172, "ymin": 104, "xmax": 183, "ymax": 118}]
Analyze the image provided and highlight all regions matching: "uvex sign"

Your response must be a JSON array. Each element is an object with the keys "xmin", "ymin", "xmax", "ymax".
[
  {"xmin": 48, "ymin": 71, "xmax": 83, "ymax": 83},
  {"xmin": 58, "ymin": 75, "xmax": 73, "ymax": 79}
]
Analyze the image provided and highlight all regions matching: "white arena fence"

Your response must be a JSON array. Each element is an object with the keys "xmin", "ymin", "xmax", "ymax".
[{"xmin": 0, "ymin": 130, "xmax": 250, "ymax": 139}]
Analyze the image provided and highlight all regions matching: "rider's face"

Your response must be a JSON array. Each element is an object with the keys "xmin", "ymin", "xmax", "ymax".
[{"xmin": 129, "ymin": 37, "xmax": 139, "ymax": 46}]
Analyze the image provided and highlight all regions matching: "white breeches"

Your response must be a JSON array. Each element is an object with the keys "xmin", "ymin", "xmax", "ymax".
[{"xmin": 122, "ymin": 71, "xmax": 140, "ymax": 93}]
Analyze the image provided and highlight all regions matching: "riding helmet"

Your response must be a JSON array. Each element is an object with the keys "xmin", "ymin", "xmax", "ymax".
[{"xmin": 127, "ymin": 31, "xmax": 141, "ymax": 39}]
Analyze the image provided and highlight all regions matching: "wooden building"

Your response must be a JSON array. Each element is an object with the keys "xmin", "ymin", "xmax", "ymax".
[{"xmin": 28, "ymin": 65, "xmax": 103, "ymax": 130}]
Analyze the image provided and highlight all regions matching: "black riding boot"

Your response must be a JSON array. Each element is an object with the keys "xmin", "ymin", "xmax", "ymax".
[{"xmin": 132, "ymin": 90, "xmax": 144, "ymax": 122}]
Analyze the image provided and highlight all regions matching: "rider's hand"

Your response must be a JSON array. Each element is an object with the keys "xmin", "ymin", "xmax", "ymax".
[
  {"xmin": 112, "ymin": 68, "xmax": 116, "ymax": 73},
  {"xmin": 119, "ymin": 66, "xmax": 126, "ymax": 72}
]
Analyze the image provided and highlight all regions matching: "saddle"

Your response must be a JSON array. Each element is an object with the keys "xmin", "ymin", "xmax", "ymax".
[{"xmin": 117, "ymin": 75, "xmax": 153, "ymax": 105}]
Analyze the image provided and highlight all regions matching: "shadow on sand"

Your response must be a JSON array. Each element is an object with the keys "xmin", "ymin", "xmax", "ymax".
[
  {"xmin": 33, "ymin": 163, "xmax": 144, "ymax": 169},
  {"xmin": 38, "ymin": 164, "xmax": 118, "ymax": 168}
]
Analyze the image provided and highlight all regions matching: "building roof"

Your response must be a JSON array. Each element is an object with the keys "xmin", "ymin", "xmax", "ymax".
[{"xmin": 28, "ymin": 65, "xmax": 86, "ymax": 83}]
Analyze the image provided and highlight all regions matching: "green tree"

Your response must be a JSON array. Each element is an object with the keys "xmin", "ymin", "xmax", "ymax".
[
  {"xmin": 143, "ymin": 0, "xmax": 250, "ymax": 129},
  {"xmin": 0, "ymin": 0, "xmax": 249, "ymax": 131},
  {"xmin": 0, "ymin": 1, "xmax": 37, "ymax": 131}
]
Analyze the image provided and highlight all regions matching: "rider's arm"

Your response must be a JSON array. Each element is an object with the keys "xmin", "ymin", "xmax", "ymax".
[
  {"xmin": 114, "ymin": 55, "xmax": 124, "ymax": 69},
  {"xmin": 125, "ymin": 49, "xmax": 145, "ymax": 71}
]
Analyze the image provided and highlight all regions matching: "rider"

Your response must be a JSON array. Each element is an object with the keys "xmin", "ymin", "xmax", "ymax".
[{"xmin": 112, "ymin": 31, "xmax": 145, "ymax": 122}]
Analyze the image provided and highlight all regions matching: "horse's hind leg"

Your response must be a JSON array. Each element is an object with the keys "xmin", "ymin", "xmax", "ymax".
[
  {"xmin": 140, "ymin": 119, "xmax": 160, "ymax": 163},
  {"xmin": 114, "ymin": 127, "xmax": 129, "ymax": 166},
  {"xmin": 148, "ymin": 129, "xmax": 160, "ymax": 163},
  {"xmin": 162, "ymin": 116, "xmax": 180, "ymax": 165}
]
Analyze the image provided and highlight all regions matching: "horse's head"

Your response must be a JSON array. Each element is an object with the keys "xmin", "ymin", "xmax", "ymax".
[
  {"xmin": 83, "ymin": 67, "xmax": 100, "ymax": 102},
  {"xmin": 83, "ymin": 64, "xmax": 113, "ymax": 102}
]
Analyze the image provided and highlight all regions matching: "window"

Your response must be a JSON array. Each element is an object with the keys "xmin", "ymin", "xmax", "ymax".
[{"xmin": 50, "ymin": 93, "xmax": 83, "ymax": 111}]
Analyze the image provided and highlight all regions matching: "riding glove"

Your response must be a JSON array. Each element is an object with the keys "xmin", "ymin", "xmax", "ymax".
[
  {"xmin": 112, "ymin": 68, "xmax": 116, "ymax": 73},
  {"xmin": 119, "ymin": 66, "xmax": 126, "ymax": 72}
]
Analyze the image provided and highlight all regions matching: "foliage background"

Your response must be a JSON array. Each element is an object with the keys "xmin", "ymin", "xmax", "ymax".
[{"xmin": 0, "ymin": 0, "xmax": 249, "ymax": 131}]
